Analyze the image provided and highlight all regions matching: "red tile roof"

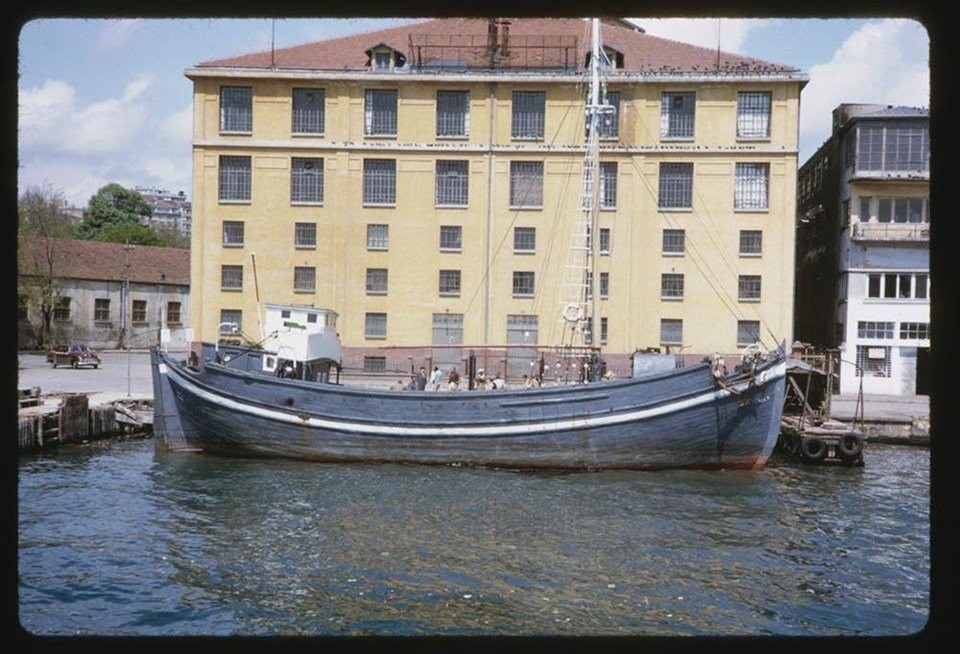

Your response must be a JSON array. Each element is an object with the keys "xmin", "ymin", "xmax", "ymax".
[
  {"xmin": 19, "ymin": 238, "xmax": 190, "ymax": 287},
  {"xmin": 195, "ymin": 17, "xmax": 798, "ymax": 74}
]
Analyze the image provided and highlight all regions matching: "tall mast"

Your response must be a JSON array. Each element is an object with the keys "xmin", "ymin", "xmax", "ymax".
[{"xmin": 587, "ymin": 17, "xmax": 603, "ymax": 345}]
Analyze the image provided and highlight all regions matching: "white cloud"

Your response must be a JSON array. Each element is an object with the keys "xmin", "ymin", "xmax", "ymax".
[{"xmin": 96, "ymin": 19, "xmax": 143, "ymax": 52}]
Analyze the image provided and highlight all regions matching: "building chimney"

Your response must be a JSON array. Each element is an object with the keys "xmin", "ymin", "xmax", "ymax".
[{"xmin": 499, "ymin": 19, "xmax": 511, "ymax": 57}]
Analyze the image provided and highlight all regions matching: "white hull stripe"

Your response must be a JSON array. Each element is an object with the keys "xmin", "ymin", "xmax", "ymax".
[{"xmin": 164, "ymin": 361, "xmax": 786, "ymax": 438}]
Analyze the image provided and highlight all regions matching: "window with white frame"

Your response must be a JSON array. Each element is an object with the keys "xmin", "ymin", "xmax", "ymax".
[
  {"xmin": 514, "ymin": 226, "xmax": 536, "ymax": 253},
  {"xmin": 220, "ymin": 309, "xmax": 242, "ymax": 332},
  {"xmin": 511, "ymin": 91, "xmax": 545, "ymax": 139},
  {"xmin": 222, "ymin": 220, "xmax": 244, "ymax": 247},
  {"xmin": 295, "ymin": 222, "xmax": 316, "ymax": 248},
  {"xmin": 737, "ymin": 320, "xmax": 761, "ymax": 346},
  {"xmin": 436, "ymin": 90, "xmax": 469, "ymax": 137},
  {"xmin": 94, "ymin": 298, "xmax": 110, "ymax": 323},
  {"xmin": 294, "ymin": 266, "xmax": 316, "ymax": 293},
  {"xmin": 366, "ymin": 268, "xmax": 388, "ymax": 295},
  {"xmin": 219, "ymin": 156, "xmax": 251, "ymax": 202},
  {"xmin": 220, "ymin": 86, "xmax": 252, "ymax": 132},
  {"xmin": 660, "ymin": 318, "xmax": 682, "ymax": 345},
  {"xmin": 513, "ymin": 271, "xmax": 535, "ymax": 297},
  {"xmin": 435, "ymin": 160, "xmax": 468, "ymax": 206},
  {"xmin": 367, "ymin": 224, "xmax": 389, "ymax": 250},
  {"xmin": 292, "ymin": 88, "xmax": 324, "ymax": 134},
  {"xmin": 364, "ymin": 89, "xmax": 398, "ymax": 136},
  {"xmin": 877, "ymin": 197, "xmax": 929, "ymax": 223},
  {"xmin": 736, "ymin": 91, "xmax": 771, "ymax": 139},
  {"xmin": 510, "ymin": 161, "xmax": 543, "ymax": 208},
  {"xmin": 365, "ymin": 312, "xmax": 387, "ymax": 339},
  {"xmin": 439, "ymin": 225, "xmax": 462, "ymax": 251},
  {"xmin": 658, "ymin": 163, "xmax": 693, "ymax": 209},
  {"xmin": 739, "ymin": 230, "xmax": 762, "ymax": 256},
  {"xmin": 663, "ymin": 229, "xmax": 684, "ymax": 255},
  {"xmin": 600, "ymin": 162, "xmax": 617, "ymax": 209},
  {"xmin": 867, "ymin": 273, "xmax": 929, "ymax": 299},
  {"xmin": 661, "ymin": 92, "xmax": 695, "ymax": 139},
  {"xmin": 439, "ymin": 270, "xmax": 461, "ymax": 296},
  {"xmin": 734, "ymin": 163, "xmax": 769, "ymax": 210},
  {"xmin": 363, "ymin": 159, "xmax": 396, "ymax": 205},
  {"xmin": 856, "ymin": 122, "xmax": 929, "ymax": 173},
  {"xmin": 857, "ymin": 321, "xmax": 894, "ymax": 339},
  {"xmin": 738, "ymin": 275, "xmax": 761, "ymax": 301},
  {"xmin": 221, "ymin": 265, "xmax": 243, "ymax": 291},
  {"xmin": 661, "ymin": 273, "xmax": 684, "ymax": 299},
  {"xmin": 291, "ymin": 157, "xmax": 323, "ymax": 203},
  {"xmin": 856, "ymin": 345, "xmax": 891, "ymax": 377},
  {"xmin": 132, "ymin": 300, "xmax": 147, "ymax": 324},
  {"xmin": 899, "ymin": 322, "xmax": 929, "ymax": 340}
]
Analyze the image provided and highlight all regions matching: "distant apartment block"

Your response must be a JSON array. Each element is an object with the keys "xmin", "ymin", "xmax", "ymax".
[{"xmin": 135, "ymin": 186, "xmax": 192, "ymax": 236}]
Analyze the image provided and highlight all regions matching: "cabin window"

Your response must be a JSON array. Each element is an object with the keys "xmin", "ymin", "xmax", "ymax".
[
  {"xmin": 364, "ymin": 89, "xmax": 398, "ymax": 136},
  {"xmin": 514, "ymin": 227, "xmax": 536, "ymax": 253},
  {"xmin": 736, "ymin": 320, "xmax": 761, "ymax": 346},
  {"xmin": 660, "ymin": 273, "xmax": 684, "ymax": 300},
  {"xmin": 439, "ymin": 225, "xmax": 462, "ymax": 251},
  {"xmin": 295, "ymin": 222, "xmax": 317, "ymax": 248},
  {"xmin": 736, "ymin": 91, "xmax": 771, "ymax": 139},
  {"xmin": 222, "ymin": 220, "xmax": 244, "ymax": 247},
  {"xmin": 367, "ymin": 224, "xmax": 389, "ymax": 250},
  {"xmin": 735, "ymin": 163, "xmax": 769, "ymax": 211},
  {"xmin": 439, "ymin": 270, "xmax": 461, "ymax": 296},
  {"xmin": 436, "ymin": 90, "xmax": 469, "ymax": 137},
  {"xmin": 291, "ymin": 157, "xmax": 323, "ymax": 204},
  {"xmin": 366, "ymin": 268, "xmax": 388, "ymax": 295},
  {"xmin": 509, "ymin": 161, "xmax": 543, "ymax": 208},
  {"xmin": 658, "ymin": 163, "xmax": 692, "ymax": 210},
  {"xmin": 220, "ymin": 86, "xmax": 252, "ymax": 133},
  {"xmin": 94, "ymin": 298, "xmax": 111, "ymax": 323},
  {"xmin": 435, "ymin": 160, "xmax": 469, "ymax": 206},
  {"xmin": 511, "ymin": 91, "xmax": 545, "ymax": 140},
  {"xmin": 660, "ymin": 319, "xmax": 682, "ymax": 345},
  {"xmin": 219, "ymin": 156, "xmax": 251, "ymax": 202},
  {"xmin": 363, "ymin": 159, "xmax": 396, "ymax": 205},
  {"xmin": 365, "ymin": 312, "xmax": 387, "ymax": 339},
  {"xmin": 512, "ymin": 271, "xmax": 535, "ymax": 297},
  {"xmin": 292, "ymin": 88, "xmax": 324, "ymax": 134},
  {"xmin": 660, "ymin": 92, "xmax": 695, "ymax": 139},
  {"xmin": 221, "ymin": 265, "xmax": 243, "ymax": 291},
  {"xmin": 294, "ymin": 266, "xmax": 316, "ymax": 293},
  {"xmin": 739, "ymin": 230, "xmax": 762, "ymax": 256}
]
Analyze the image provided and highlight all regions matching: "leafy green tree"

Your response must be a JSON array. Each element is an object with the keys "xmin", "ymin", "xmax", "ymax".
[
  {"xmin": 97, "ymin": 221, "xmax": 166, "ymax": 246},
  {"xmin": 77, "ymin": 183, "xmax": 154, "ymax": 241}
]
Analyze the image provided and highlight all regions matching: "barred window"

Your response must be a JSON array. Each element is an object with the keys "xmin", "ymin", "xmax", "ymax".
[
  {"xmin": 364, "ymin": 89, "xmax": 398, "ymax": 136},
  {"xmin": 736, "ymin": 91, "xmax": 771, "ymax": 139},
  {"xmin": 856, "ymin": 345, "xmax": 891, "ymax": 377},
  {"xmin": 857, "ymin": 321, "xmax": 894, "ymax": 339},
  {"xmin": 660, "ymin": 319, "xmax": 682, "ymax": 345},
  {"xmin": 292, "ymin": 88, "xmax": 324, "ymax": 134},
  {"xmin": 366, "ymin": 268, "xmax": 388, "ymax": 295},
  {"xmin": 53, "ymin": 297, "xmax": 71, "ymax": 321},
  {"xmin": 439, "ymin": 225, "xmax": 462, "ymax": 251},
  {"xmin": 220, "ymin": 86, "xmax": 252, "ymax": 132},
  {"xmin": 433, "ymin": 312, "xmax": 464, "ymax": 346},
  {"xmin": 132, "ymin": 300, "xmax": 147, "ymax": 324},
  {"xmin": 291, "ymin": 157, "xmax": 323, "ymax": 203},
  {"xmin": 436, "ymin": 90, "xmax": 469, "ymax": 137},
  {"xmin": 439, "ymin": 269, "xmax": 461, "ymax": 296},
  {"xmin": 506, "ymin": 314, "xmax": 538, "ymax": 345},
  {"xmin": 220, "ymin": 309, "xmax": 242, "ymax": 332},
  {"xmin": 735, "ymin": 163, "xmax": 769, "ymax": 210},
  {"xmin": 222, "ymin": 220, "xmax": 244, "ymax": 247},
  {"xmin": 167, "ymin": 301, "xmax": 182, "ymax": 324},
  {"xmin": 661, "ymin": 92, "xmax": 695, "ymax": 139},
  {"xmin": 738, "ymin": 275, "xmax": 762, "ymax": 301},
  {"xmin": 661, "ymin": 273, "xmax": 684, "ymax": 299},
  {"xmin": 219, "ymin": 156, "xmax": 251, "ymax": 202},
  {"xmin": 899, "ymin": 322, "xmax": 929, "ymax": 340},
  {"xmin": 365, "ymin": 312, "xmax": 387, "ymax": 339},
  {"xmin": 435, "ymin": 160, "xmax": 468, "ymax": 206},
  {"xmin": 367, "ymin": 224, "xmax": 389, "ymax": 250},
  {"xmin": 600, "ymin": 162, "xmax": 617, "ymax": 209},
  {"xmin": 600, "ymin": 228, "xmax": 610, "ymax": 254},
  {"xmin": 511, "ymin": 91, "xmax": 545, "ymax": 139},
  {"xmin": 295, "ymin": 222, "xmax": 317, "ymax": 248},
  {"xmin": 514, "ymin": 226, "xmax": 536, "ymax": 253},
  {"xmin": 363, "ymin": 356, "xmax": 387, "ymax": 373},
  {"xmin": 737, "ymin": 320, "xmax": 761, "ymax": 346},
  {"xmin": 512, "ymin": 271, "xmax": 535, "ymax": 297},
  {"xmin": 658, "ymin": 163, "xmax": 693, "ymax": 209},
  {"xmin": 739, "ymin": 230, "xmax": 762, "ymax": 255},
  {"xmin": 663, "ymin": 229, "xmax": 685, "ymax": 254},
  {"xmin": 292, "ymin": 266, "xmax": 315, "ymax": 293},
  {"xmin": 510, "ymin": 161, "xmax": 543, "ymax": 208},
  {"xmin": 221, "ymin": 265, "xmax": 243, "ymax": 290},
  {"xmin": 94, "ymin": 298, "xmax": 110, "ymax": 322},
  {"xmin": 363, "ymin": 159, "xmax": 396, "ymax": 205}
]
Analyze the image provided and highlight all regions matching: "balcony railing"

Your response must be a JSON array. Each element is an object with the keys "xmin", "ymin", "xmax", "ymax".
[{"xmin": 851, "ymin": 222, "xmax": 929, "ymax": 242}]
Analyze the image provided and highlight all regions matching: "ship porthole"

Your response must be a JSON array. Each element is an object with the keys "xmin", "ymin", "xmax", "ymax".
[{"xmin": 283, "ymin": 397, "xmax": 295, "ymax": 407}]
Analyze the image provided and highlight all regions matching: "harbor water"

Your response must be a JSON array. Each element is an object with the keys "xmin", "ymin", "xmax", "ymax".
[{"xmin": 17, "ymin": 439, "xmax": 930, "ymax": 637}]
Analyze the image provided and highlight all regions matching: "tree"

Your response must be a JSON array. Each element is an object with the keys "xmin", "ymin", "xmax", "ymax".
[
  {"xmin": 77, "ymin": 183, "xmax": 154, "ymax": 241},
  {"xmin": 18, "ymin": 183, "xmax": 76, "ymax": 239}
]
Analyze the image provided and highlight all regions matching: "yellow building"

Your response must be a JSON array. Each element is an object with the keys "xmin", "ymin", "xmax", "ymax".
[{"xmin": 186, "ymin": 17, "xmax": 806, "ymax": 374}]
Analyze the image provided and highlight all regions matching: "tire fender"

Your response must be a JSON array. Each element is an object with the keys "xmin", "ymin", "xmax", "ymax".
[
  {"xmin": 837, "ymin": 433, "xmax": 864, "ymax": 461},
  {"xmin": 800, "ymin": 437, "xmax": 827, "ymax": 463}
]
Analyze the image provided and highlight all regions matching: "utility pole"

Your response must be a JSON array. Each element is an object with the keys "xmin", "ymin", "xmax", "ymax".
[{"xmin": 123, "ymin": 241, "xmax": 135, "ymax": 397}]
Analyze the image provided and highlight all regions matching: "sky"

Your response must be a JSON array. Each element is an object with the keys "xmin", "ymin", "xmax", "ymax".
[{"xmin": 16, "ymin": 15, "xmax": 931, "ymax": 208}]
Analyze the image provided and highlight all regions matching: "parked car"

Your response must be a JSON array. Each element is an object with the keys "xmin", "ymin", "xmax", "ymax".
[{"xmin": 46, "ymin": 344, "xmax": 102, "ymax": 369}]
